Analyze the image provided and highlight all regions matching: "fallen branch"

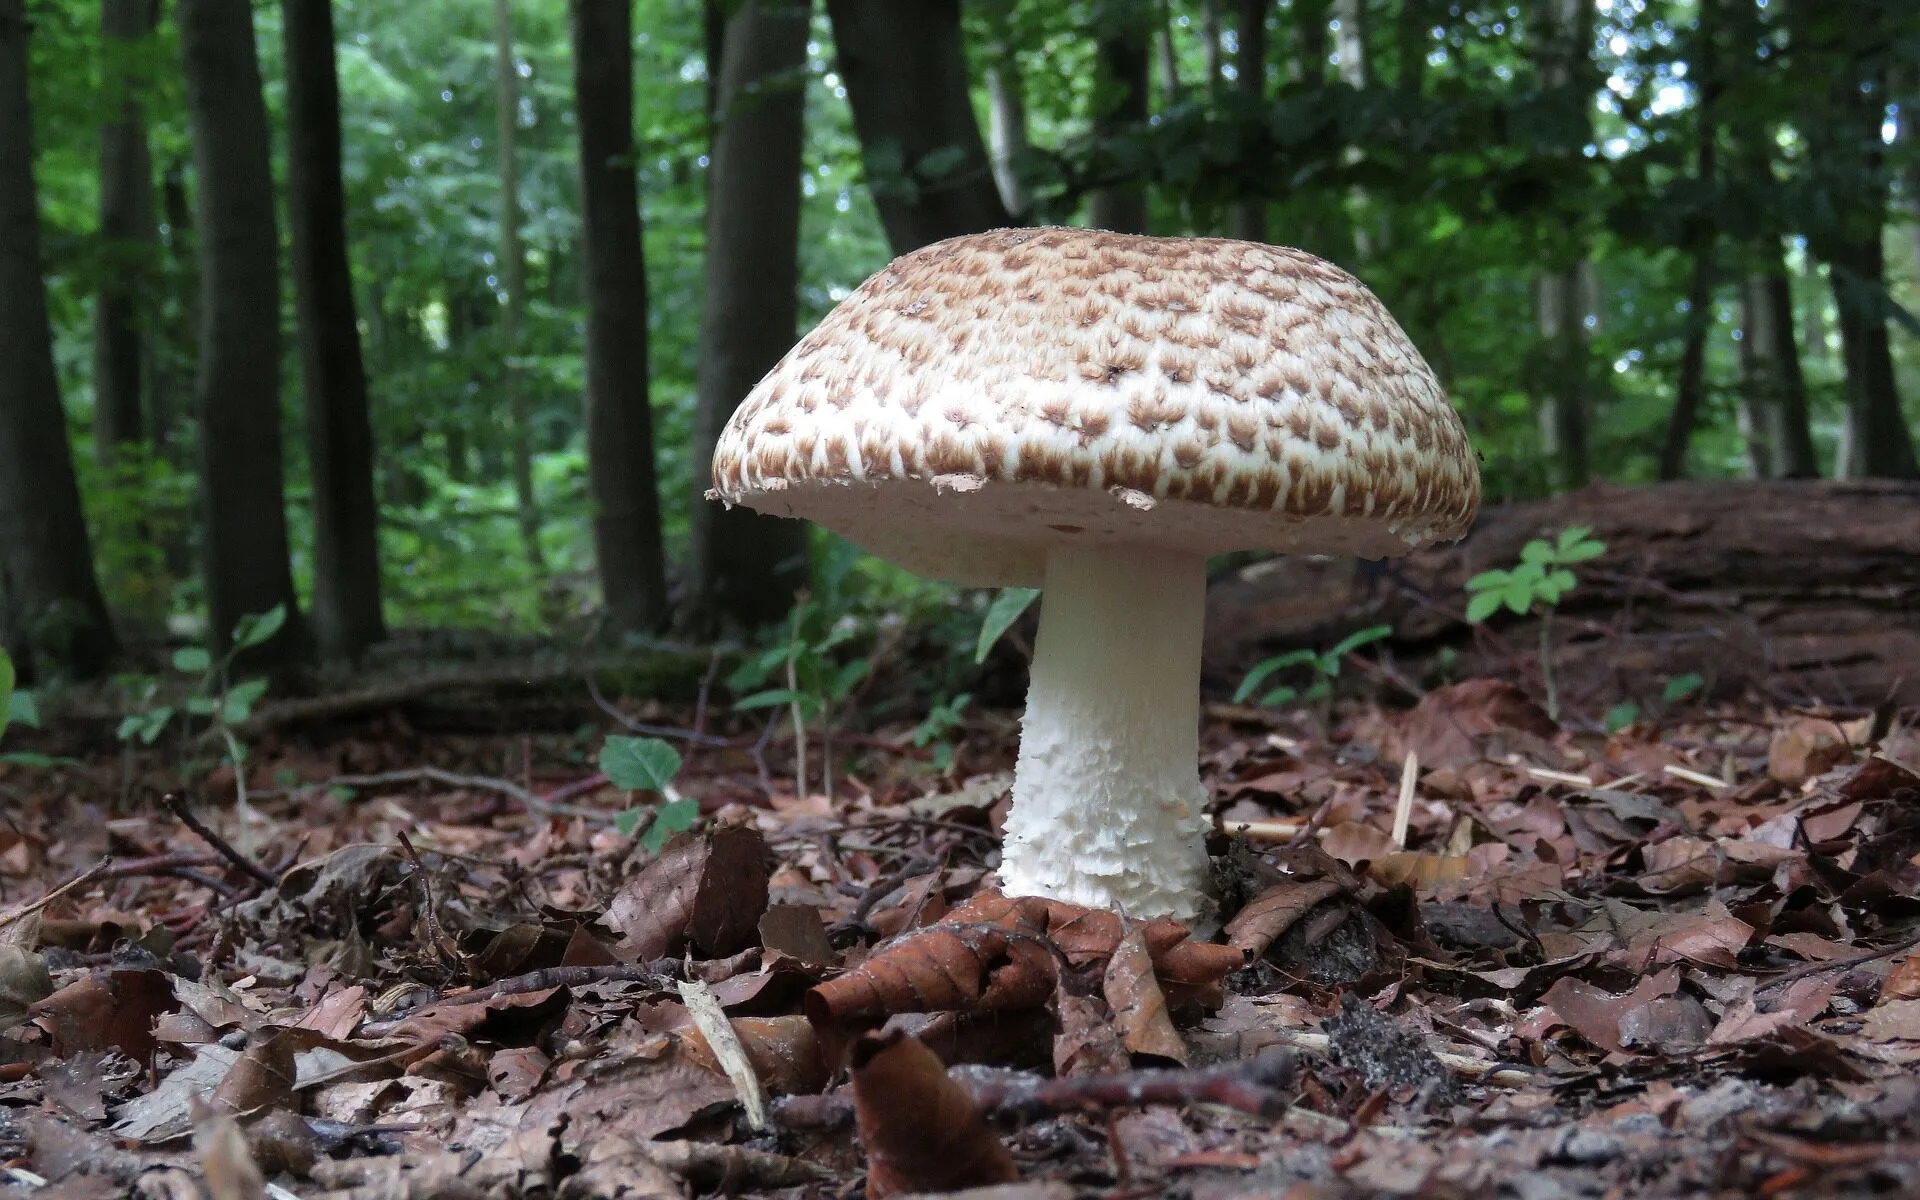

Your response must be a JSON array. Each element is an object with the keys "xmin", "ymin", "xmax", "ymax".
[
  {"xmin": 771, "ymin": 1047, "xmax": 1296, "ymax": 1130},
  {"xmin": 357, "ymin": 961, "xmax": 674, "ymax": 1037},
  {"xmin": 163, "ymin": 792, "xmax": 280, "ymax": 891},
  {"xmin": 0, "ymin": 857, "xmax": 110, "ymax": 932}
]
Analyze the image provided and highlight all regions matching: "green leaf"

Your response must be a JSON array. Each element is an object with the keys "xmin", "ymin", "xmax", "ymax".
[
  {"xmin": 6, "ymin": 690, "xmax": 38, "ymax": 731},
  {"xmin": 1234, "ymin": 649, "xmax": 1318, "ymax": 703},
  {"xmin": 1510, "ymin": 560, "xmax": 1547, "ymax": 584},
  {"xmin": 975, "ymin": 588, "xmax": 1040, "ymax": 664},
  {"xmin": 640, "ymin": 798, "xmax": 700, "ymax": 853},
  {"xmin": 600, "ymin": 735, "xmax": 683, "ymax": 793},
  {"xmin": 1661, "ymin": 673, "xmax": 1704, "ymax": 704},
  {"xmin": 1557, "ymin": 538, "xmax": 1606, "ymax": 563},
  {"xmin": 1324, "ymin": 623, "xmax": 1393, "ymax": 663},
  {"xmin": 1465, "ymin": 590, "xmax": 1505, "ymax": 624},
  {"xmin": 1257, "ymin": 685, "xmax": 1300, "ymax": 707},
  {"xmin": 1503, "ymin": 581, "xmax": 1535, "ymax": 615},
  {"xmin": 0, "ymin": 751, "xmax": 77, "ymax": 768},
  {"xmin": 826, "ymin": 657, "xmax": 871, "ymax": 703},
  {"xmin": 185, "ymin": 697, "xmax": 220, "ymax": 716},
  {"xmin": 1604, "ymin": 701, "xmax": 1640, "ymax": 732},
  {"xmin": 733, "ymin": 687, "xmax": 812, "ymax": 712},
  {"xmin": 172, "ymin": 647, "xmax": 213, "ymax": 674},
  {"xmin": 222, "ymin": 679, "xmax": 270, "ymax": 724},
  {"xmin": 1556, "ymin": 525, "xmax": 1595, "ymax": 551},
  {"xmin": 232, "ymin": 604, "xmax": 287, "ymax": 650},
  {"xmin": 122, "ymin": 707, "xmax": 175, "ymax": 745},
  {"xmin": 1519, "ymin": 539, "xmax": 1556, "ymax": 565},
  {"xmin": 1547, "ymin": 568, "xmax": 1577, "ymax": 594},
  {"xmin": 1465, "ymin": 569, "xmax": 1512, "ymax": 592}
]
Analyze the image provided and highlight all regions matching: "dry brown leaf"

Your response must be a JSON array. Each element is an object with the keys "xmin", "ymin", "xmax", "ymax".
[
  {"xmin": 1391, "ymin": 678, "xmax": 1560, "ymax": 770},
  {"xmin": 1053, "ymin": 989, "xmax": 1129, "ymax": 1077},
  {"xmin": 30, "ymin": 968, "xmax": 177, "ymax": 1069},
  {"xmin": 604, "ymin": 825, "xmax": 771, "ymax": 961},
  {"xmin": 1768, "ymin": 716, "xmax": 1871, "ymax": 786},
  {"xmin": 1103, "ymin": 926, "xmax": 1186, "ymax": 1064},
  {"xmin": 759, "ymin": 903, "xmax": 835, "ymax": 964},
  {"xmin": 851, "ymin": 1032, "xmax": 1019, "ymax": 1199},
  {"xmin": 1861, "ymin": 999, "xmax": 1920, "ymax": 1042},
  {"xmin": 681, "ymin": 1013, "xmax": 830, "ymax": 1095},
  {"xmin": 1225, "ymin": 878, "xmax": 1346, "ymax": 960},
  {"xmin": 190, "ymin": 1098, "xmax": 267, "ymax": 1200},
  {"xmin": 1536, "ymin": 966, "xmax": 1682, "ymax": 1054},
  {"xmin": 211, "ymin": 1028, "xmax": 297, "ymax": 1117},
  {"xmin": 1368, "ymin": 851, "xmax": 1473, "ymax": 889}
]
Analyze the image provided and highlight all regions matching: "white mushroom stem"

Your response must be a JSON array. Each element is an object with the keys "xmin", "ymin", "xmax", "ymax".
[{"xmin": 997, "ymin": 544, "xmax": 1213, "ymax": 923}]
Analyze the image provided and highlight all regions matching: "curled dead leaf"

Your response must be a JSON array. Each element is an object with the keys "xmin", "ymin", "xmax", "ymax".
[
  {"xmin": 605, "ymin": 825, "xmax": 771, "ymax": 961},
  {"xmin": 1103, "ymin": 927, "xmax": 1186, "ymax": 1064},
  {"xmin": 851, "ymin": 1032, "xmax": 1019, "ymax": 1199}
]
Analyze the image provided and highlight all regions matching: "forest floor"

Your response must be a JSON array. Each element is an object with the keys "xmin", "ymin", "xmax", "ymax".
[{"xmin": 0, "ymin": 646, "xmax": 1917, "ymax": 1200}]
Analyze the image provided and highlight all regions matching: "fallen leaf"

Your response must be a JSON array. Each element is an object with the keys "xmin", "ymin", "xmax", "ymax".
[
  {"xmin": 1391, "ymin": 679, "xmax": 1560, "ymax": 770},
  {"xmin": 1103, "ymin": 926, "xmax": 1185, "ymax": 1064},
  {"xmin": 851, "ymin": 1032, "xmax": 1019, "ymax": 1199},
  {"xmin": 1537, "ymin": 967, "xmax": 1683, "ymax": 1054},
  {"xmin": 605, "ymin": 825, "xmax": 771, "ymax": 961},
  {"xmin": 1225, "ymin": 878, "xmax": 1346, "ymax": 960},
  {"xmin": 30, "ymin": 968, "xmax": 177, "ymax": 1069}
]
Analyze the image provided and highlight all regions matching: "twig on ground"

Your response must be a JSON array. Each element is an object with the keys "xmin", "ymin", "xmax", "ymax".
[
  {"xmin": 771, "ymin": 1048, "xmax": 1297, "ymax": 1130},
  {"xmin": 163, "ymin": 792, "xmax": 279, "ymax": 891},
  {"xmin": 357, "ymin": 961, "xmax": 676, "ymax": 1037},
  {"xmin": 0, "ymin": 857, "xmax": 111, "ymax": 932},
  {"xmin": 1756, "ymin": 927, "xmax": 1920, "ymax": 993},
  {"xmin": 587, "ymin": 676, "xmax": 733, "ymax": 747}
]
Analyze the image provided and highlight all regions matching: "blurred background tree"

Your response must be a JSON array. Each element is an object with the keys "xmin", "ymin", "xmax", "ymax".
[{"xmin": 2, "ymin": 0, "xmax": 1916, "ymax": 679}]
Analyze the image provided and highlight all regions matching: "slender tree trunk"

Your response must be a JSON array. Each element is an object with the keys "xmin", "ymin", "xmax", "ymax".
[
  {"xmin": 1658, "ymin": 0, "xmax": 1718, "ymax": 481},
  {"xmin": 1799, "ymin": 254, "xmax": 1828, "ymax": 368},
  {"xmin": 1089, "ymin": 1, "xmax": 1151, "ymax": 233},
  {"xmin": 1397, "ymin": 0, "xmax": 1432, "ymax": 93},
  {"xmin": 1156, "ymin": 0, "xmax": 1181, "ymax": 105},
  {"xmin": 1738, "ymin": 265, "xmax": 1818, "ymax": 478},
  {"xmin": 824, "ymin": 0, "xmax": 1011, "ymax": 254},
  {"xmin": 689, "ymin": 0, "xmax": 811, "ymax": 631},
  {"xmin": 980, "ymin": 0, "xmax": 1032, "ymax": 222},
  {"xmin": 94, "ymin": 0, "xmax": 157, "ymax": 465},
  {"xmin": 0, "ymin": 0, "xmax": 119, "ymax": 679},
  {"xmin": 571, "ymin": 0, "xmax": 667, "ymax": 633},
  {"xmin": 1531, "ymin": 0, "xmax": 1596, "ymax": 490},
  {"xmin": 178, "ymin": 0, "xmax": 309, "ymax": 665},
  {"xmin": 1292, "ymin": 0, "xmax": 1330, "ymax": 86},
  {"xmin": 1231, "ymin": 0, "xmax": 1270, "ymax": 241},
  {"xmin": 283, "ymin": 0, "xmax": 383, "ymax": 662},
  {"xmin": 1792, "ymin": 0, "xmax": 1916, "ymax": 479},
  {"xmin": 1202, "ymin": 0, "xmax": 1222, "ymax": 96},
  {"xmin": 494, "ymin": 0, "xmax": 545, "ymax": 574},
  {"xmin": 152, "ymin": 159, "xmax": 195, "ymax": 458}
]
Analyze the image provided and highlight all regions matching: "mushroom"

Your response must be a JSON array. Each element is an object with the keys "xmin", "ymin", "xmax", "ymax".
[{"xmin": 709, "ymin": 228, "xmax": 1480, "ymax": 923}]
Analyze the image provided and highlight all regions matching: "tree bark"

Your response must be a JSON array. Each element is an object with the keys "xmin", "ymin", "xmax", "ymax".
[
  {"xmin": 1230, "ymin": 0, "xmax": 1269, "ymax": 241},
  {"xmin": 0, "ymin": 0, "xmax": 119, "ymax": 679},
  {"xmin": 571, "ymin": 0, "xmax": 668, "ymax": 634},
  {"xmin": 1089, "ymin": 1, "xmax": 1151, "ymax": 233},
  {"xmin": 178, "ymin": 0, "xmax": 309, "ymax": 665},
  {"xmin": 94, "ymin": 0, "xmax": 157, "ymax": 465},
  {"xmin": 494, "ymin": 0, "xmax": 546, "ymax": 574},
  {"xmin": 1202, "ymin": 0, "xmax": 1223, "ymax": 96},
  {"xmin": 153, "ymin": 159, "xmax": 195, "ymax": 458},
  {"xmin": 283, "ymin": 0, "xmax": 383, "ymax": 663},
  {"xmin": 1291, "ymin": 0, "xmax": 1329, "ymax": 87},
  {"xmin": 1204, "ymin": 479, "xmax": 1920, "ymax": 709},
  {"xmin": 980, "ymin": 0, "xmax": 1032, "ymax": 222},
  {"xmin": 1790, "ymin": 0, "xmax": 1916, "ymax": 479},
  {"xmin": 1530, "ymin": 0, "xmax": 1596, "ymax": 490},
  {"xmin": 688, "ymin": 0, "xmax": 811, "ymax": 631},
  {"xmin": 824, "ymin": 0, "xmax": 1011, "ymax": 255},
  {"xmin": 1657, "ymin": 0, "xmax": 1717, "ymax": 481},
  {"xmin": 1738, "ymin": 264, "xmax": 1818, "ymax": 479},
  {"xmin": 1156, "ymin": 0, "xmax": 1181, "ymax": 106}
]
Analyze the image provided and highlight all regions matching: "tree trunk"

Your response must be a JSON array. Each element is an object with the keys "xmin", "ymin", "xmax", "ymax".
[
  {"xmin": 1396, "ymin": 0, "xmax": 1431, "ymax": 93},
  {"xmin": 1536, "ymin": 265, "xmax": 1591, "ymax": 488},
  {"xmin": 1088, "ymin": 2, "xmax": 1150, "ymax": 233},
  {"xmin": 1291, "ymin": 0, "xmax": 1329, "ymax": 87},
  {"xmin": 1791, "ymin": 0, "xmax": 1917, "ymax": 479},
  {"xmin": 1204, "ymin": 479, "xmax": 1920, "ymax": 709},
  {"xmin": 824, "ymin": 0, "xmax": 1011, "ymax": 254},
  {"xmin": 1230, "ymin": 0, "xmax": 1269, "ymax": 242},
  {"xmin": 0, "ymin": 0, "xmax": 120, "ymax": 679},
  {"xmin": 1657, "ymin": 0, "xmax": 1717, "ymax": 481},
  {"xmin": 980, "ymin": 0, "xmax": 1032, "ymax": 222},
  {"xmin": 1157, "ymin": 0, "xmax": 1180, "ymax": 106},
  {"xmin": 152, "ymin": 159, "xmax": 195, "ymax": 458},
  {"xmin": 283, "ymin": 0, "xmax": 383, "ymax": 663},
  {"xmin": 178, "ymin": 0, "xmax": 309, "ymax": 665},
  {"xmin": 1798, "ymin": 255, "xmax": 1828, "ymax": 368},
  {"xmin": 94, "ymin": 0, "xmax": 157, "ymax": 465},
  {"xmin": 688, "ymin": 0, "xmax": 811, "ymax": 631},
  {"xmin": 571, "ymin": 0, "xmax": 667, "ymax": 634},
  {"xmin": 1738, "ymin": 264, "xmax": 1818, "ymax": 479},
  {"xmin": 1202, "ymin": 0, "xmax": 1222, "ymax": 96},
  {"xmin": 494, "ymin": 0, "xmax": 546, "ymax": 574}
]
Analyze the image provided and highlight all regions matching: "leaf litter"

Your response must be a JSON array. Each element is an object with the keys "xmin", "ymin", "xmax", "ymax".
[{"xmin": 0, "ymin": 669, "xmax": 1915, "ymax": 1197}]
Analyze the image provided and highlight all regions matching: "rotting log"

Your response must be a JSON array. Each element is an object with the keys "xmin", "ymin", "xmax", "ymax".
[{"xmin": 1203, "ymin": 480, "xmax": 1920, "ymax": 712}]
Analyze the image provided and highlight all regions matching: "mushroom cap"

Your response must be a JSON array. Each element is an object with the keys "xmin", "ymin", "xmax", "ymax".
[{"xmin": 711, "ymin": 227, "xmax": 1480, "ymax": 587}]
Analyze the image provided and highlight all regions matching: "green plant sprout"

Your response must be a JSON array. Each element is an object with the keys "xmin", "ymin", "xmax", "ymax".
[
  {"xmin": 1233, "ymin": 624, "xmax": 1394, "ymax": 720},
  {"xmin": 116, "ymin": 605, "xmax": 287, "ymax": 819},
  {"xmin": 1464, "ymin": 525, "xmax": 1606, "ymax": 721},
  {"xmin": 728, "ymin": 595, "xmax": 874, "ymax": 801},
  {"xmin": 1604, "ymin": 672, "xmax": 1705, "ymax": 733},
  {"xmin": 599, "ymin": 734, "xmax": 696, "ymax": 852},
  {"xmin": 975, "ymin": 588, "xmax": 1039, "ymax": 664},
  {"xmin": 909, "ymin": 692, "xmax": 972, "ymax": 774}
]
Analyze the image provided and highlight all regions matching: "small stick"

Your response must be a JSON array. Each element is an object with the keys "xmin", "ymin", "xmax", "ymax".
[
  {"xmin": 163, "ymin": 793, "xmax": 279, "ymax": 891},
  {"xmin": 679, "ymin": 978, "xmax": 769, "ymax": 1131},
  {"xmin": 1756, "ymin": 928, "xmax": 1920, "ymax": 993},
  {"xmin": 1662, "ymin": 764, "xmax": 1728, "ymax": 790},
  {"xmin": 357, "ymin": 961, "xmax": 674, "ymax": 1037},
  {"xmin": 1391, "ymin": 751, "xmax": 1419, "ymax": 849},
  {"xmin": 0, "ymin": 857, "xmax": 111, "ymax": 932}
]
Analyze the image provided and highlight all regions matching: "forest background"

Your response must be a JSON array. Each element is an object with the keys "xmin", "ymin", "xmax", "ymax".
[{"xmin": 1, "ymin": 0, "xmax": 1916, "ymax": 690}]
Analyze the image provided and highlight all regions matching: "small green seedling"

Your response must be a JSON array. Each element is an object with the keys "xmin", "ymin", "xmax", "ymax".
[
  {"xmin": 0, "ymin": 647, "xmax": 63, "ymax": 767},
  {"xmin": 1234, "ymin": 624, "xmax": 1394, "ymax": 712},
  {"xmin": 599, "ymin": 734, "xmax": 696, "ymax": 852},
  {"xmin": 729, "ymin": 596, "xmax": 875, "ymax": 800},
  {"xmin": 1604, "ymin": 672, "xmax": 1704, "ymax": 733},
  {"xmin": 1464, "ymin": 526, "xmax": 1606, "ymax": 721},
  {"xmin": 975, "ymin": 588, "xmax": 1039, "ymax": 664},
  {"xmin": 910, "ymin": 692, "xmax": 973, "ymax": 774}
]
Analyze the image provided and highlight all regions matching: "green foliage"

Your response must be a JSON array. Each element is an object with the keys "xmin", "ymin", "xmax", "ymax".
[
  {"xmin": 1465, "ymin": 528, "xmax": 1608, "ymax": 721},
  {"xmin": 599, "ymin": 734, "xmax": 694, "ymax": 852},
  {"xmin": 1464, "ymin": 527, "xmax": 1608, "ymax": 624},
  {"xmin": 909, "ymin": 692, "xmax": 972, "ymax": 774},
  {"xmin": 975, "ymin": 589, "xmax": 1039, "ymax": 664},
  {"xmin": 1603, "ymin": 671, "xmax": 1705, "ymax": 732},
  {"xmin": 116, "ymin": 606, "xmax": 284, "ymax": 784},
  {"xmin": 1234, "ymin": 625, "xmax": 1394, "ymax": 709}
]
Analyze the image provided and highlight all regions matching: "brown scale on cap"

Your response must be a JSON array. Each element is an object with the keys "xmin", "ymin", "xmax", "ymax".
[{"xmin": 709, "ymin": 227, "xmax": 1481, "ymax": 588}]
